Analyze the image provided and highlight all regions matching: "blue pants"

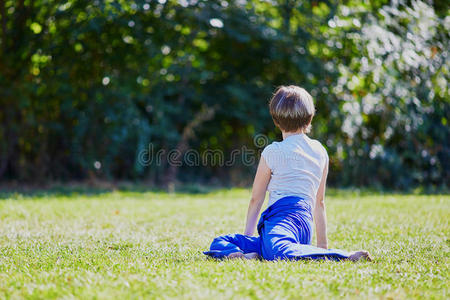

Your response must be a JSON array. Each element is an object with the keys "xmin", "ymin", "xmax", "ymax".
[{"xmin": 204, "ymin": 196, "xmax": 350, "ymax": 261}]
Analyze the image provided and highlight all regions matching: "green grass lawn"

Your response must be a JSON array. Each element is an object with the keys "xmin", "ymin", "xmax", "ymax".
[{"xmin": 0, "ymin": 188, "xmax": 448, "ymax": 299}]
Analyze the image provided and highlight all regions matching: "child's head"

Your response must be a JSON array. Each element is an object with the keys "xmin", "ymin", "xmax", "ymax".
[{"xmin": 269, "ymin": 85, "xmax": 315, "ymax": 133}]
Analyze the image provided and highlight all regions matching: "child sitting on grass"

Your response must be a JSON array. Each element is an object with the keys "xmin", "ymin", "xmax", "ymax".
[{"xmin": 204, "ymin": 85, "xmax": 372, "ymax": 261}]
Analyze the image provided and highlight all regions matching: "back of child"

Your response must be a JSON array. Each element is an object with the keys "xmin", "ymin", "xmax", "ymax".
[{"xmin": 262, "ymin": 133, "xmax": 328, "ymax": 209}]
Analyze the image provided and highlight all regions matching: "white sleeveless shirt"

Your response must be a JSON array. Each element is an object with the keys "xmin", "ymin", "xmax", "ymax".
[{"xmin": 261, "ymin": 133, "xmax": 329, "ymax": 209}]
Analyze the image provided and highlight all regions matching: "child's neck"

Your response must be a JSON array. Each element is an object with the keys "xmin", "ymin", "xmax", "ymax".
[{"xmin": 282, "ymin": 129, "xmax": 305, "ymax": 140}]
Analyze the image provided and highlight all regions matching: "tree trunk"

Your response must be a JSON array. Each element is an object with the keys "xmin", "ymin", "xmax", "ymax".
[{"xmin": 164, "ymin": 105, "xmax": 216, "ymax": 191}]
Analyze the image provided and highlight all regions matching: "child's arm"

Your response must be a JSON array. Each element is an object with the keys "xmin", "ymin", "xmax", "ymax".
[
  {"xmin": 314, "ymin": 162, "xmax": 329, "ymax": 249},
  {"xmin": 243, "ymin": 157, "xmax": 271, "ymax": 236}
]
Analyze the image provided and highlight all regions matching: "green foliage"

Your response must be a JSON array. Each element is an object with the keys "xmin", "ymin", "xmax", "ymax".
[
  {"xmin": 323, "ymin": 1, "xmax": 450, "ymax": 188},
  {"xmin": 0, "ymin": 0, "xmax": 448, "ymax": 188},
  {"xmin": 0, "ymin": 189, "xmax": 448, "ymax": 298}
]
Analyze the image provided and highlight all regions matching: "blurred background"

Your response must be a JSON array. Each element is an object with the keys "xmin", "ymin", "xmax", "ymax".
[{"xmin": 0, "ymin": 0, "xmax": 448, "ymax": 191}]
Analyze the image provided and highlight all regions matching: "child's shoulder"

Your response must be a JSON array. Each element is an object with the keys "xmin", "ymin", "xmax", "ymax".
[
  {"xmin": 305, "ymin": 136, "xmax": 328, "ymax": 155},
  {"xmin": 305, "ymin": 137, "xmax": 329, "ymax": 167},
  {"xmin": 261, "ymin": 135, "xmax": 328, "ymax": 157},
  {"xmin": 261, "ymin": 139, "xmax": 284, "ymax": 154}
]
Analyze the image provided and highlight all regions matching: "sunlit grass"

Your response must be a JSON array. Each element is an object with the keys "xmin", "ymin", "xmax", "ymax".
[{"xmin": 0, "ymin": 188, "xmax": 448, "ymax": 299}]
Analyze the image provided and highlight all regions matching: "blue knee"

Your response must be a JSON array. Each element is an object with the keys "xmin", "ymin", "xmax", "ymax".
[{"xmin": 261, "ymin": 236, "xmax": 297, "ymax": 260}]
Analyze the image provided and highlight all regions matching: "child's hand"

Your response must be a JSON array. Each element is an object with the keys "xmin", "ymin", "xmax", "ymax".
[{"xmin": 317, "ymin": 243, "xmax": 328, "ymax": 249}]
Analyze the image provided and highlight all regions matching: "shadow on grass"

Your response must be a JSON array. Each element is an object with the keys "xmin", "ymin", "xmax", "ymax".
[
  {"xmin": 0, "ymin": 181, "xmax": 446, "ymax": 200},
  {"xmin": 0, "ymin": 181, "xmax": 230, "ymax": 200}
]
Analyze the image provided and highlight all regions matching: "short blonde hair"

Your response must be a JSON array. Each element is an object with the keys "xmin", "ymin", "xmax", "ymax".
[{"xmin": 269, "ymin": 85, "xmax": 315, "ymax": 133}]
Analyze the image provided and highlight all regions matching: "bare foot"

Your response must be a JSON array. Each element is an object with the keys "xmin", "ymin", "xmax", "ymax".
[
  {"xmin": 243, "ymin": 252, "xmax": 259, "ymax": 260},
  {"xmin": 227, "ymin": 252, "xmax": 244, "ymax": 259},
  {"xmin": 227, "ymin": 252, "xmax": 259, "ymax": 259},
  {"xmin": 348, "ymin": 251, "xmax": 373, "ymax": 262}
]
